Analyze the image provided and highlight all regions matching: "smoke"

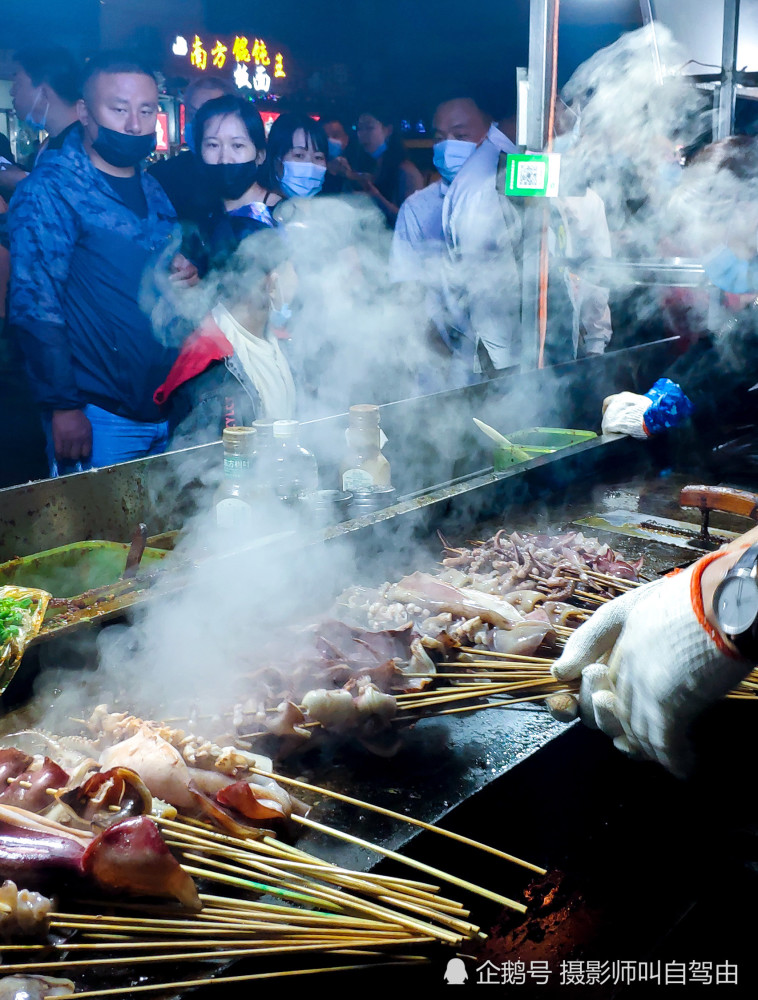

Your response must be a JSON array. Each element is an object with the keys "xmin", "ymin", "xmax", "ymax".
[
  {"xmin": 9, "ymin": 22, "xmax": 755, "ymax": 747},
  {"xmin": 145, "ymin": 191, "xmax": 433, "ymax": 429},
  {"xmin": 555, "ymin": 23, "xmax": 758, "ymax": 356},
  {"xmin": 562, "ymin": 23, "xmax": 710, "ymax": 246}
]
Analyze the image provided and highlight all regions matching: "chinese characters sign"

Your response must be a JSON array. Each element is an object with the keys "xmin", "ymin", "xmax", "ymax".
[{"xmin": 174, "ymin": 34, "xmax": 287, "ymax": 94}]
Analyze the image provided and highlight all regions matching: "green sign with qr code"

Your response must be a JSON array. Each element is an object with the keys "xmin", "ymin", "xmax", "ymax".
[{"xmin": 503, "ymin": 153, "xmax": 561, "ymax": 197}]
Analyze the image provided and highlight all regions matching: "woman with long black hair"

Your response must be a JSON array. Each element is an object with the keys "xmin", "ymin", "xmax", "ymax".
[
  {"xmin": 193, "ymin": 95, "xmax": 282, "ymax": 265},
  {"xmin": 354, "ymin": 107, "xmax": 424, "ymax": 226}
]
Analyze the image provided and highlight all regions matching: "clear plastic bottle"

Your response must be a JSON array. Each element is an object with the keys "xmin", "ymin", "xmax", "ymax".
[
  {"xmin": 340, "ymin": 404, "xmax": 391, "ymax": 492},
  {"xmin": 214, "ymin": 426, "xmax": 259, "ymax": 531},
  {"xmin": 271, "ymin": 420, "xmax": 319, "ymax": 503},
  {"xmin": 252, "ymin": 418, "xmax": 277, "ymax": 492}
]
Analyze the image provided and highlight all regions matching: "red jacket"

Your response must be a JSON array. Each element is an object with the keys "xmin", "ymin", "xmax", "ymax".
[{"xmin": 154, "ymin": 316, "xmax": 233, "ymax": 405}]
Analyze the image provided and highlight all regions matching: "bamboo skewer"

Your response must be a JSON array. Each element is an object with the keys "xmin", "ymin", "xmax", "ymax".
[
  {"xmin": 178, "ymin": 847, "xmax": 462, "ymax": 921},
  {"xmin": 174, "ymin": 845, "xmax": 470, "ymax": 917},
  {"xmin": 259, "ymin": 836, "xmax": 454, "ymax": 896},
  {"xmin": 405, "ymin": 689, "xmax": 574, "ymax": 717},
  {"xmin": 158, "ymin": 818, "xmax": 475, "ymax": 942},
  {"xmin": 584, "ymin": 569, "xmax": 641, "ymax": 588},
  {"xmin": 0, "ymin": 938, "xmax": 431, "ymax": 974},
  {"xmin": 574, "ymin": 590, "xmax": 612, "ymax": 603},
  {"xmin": 291, "ymin": 814, "xmax": 527, "ymax": 913},
  {"xmin": 174, "ymin": 861, "xmax": 327, "ymax": 906},
  {"xmin": 457, "ymin": 647, "xmax": 555, "ymax": 662},
  {"xmin": 163, "ymin": 816, "xmax": 449, "ymax": 899},
  {"xmin": 397, "ymin": 677, "xmax": 564, "ymax": 711},
  {"xmin": 6, "ymin": 933, "xmax": 402, "ymax": 950},
  {"xmin": 440, "ymin": 662, "xmax": 556, "ymax": 672},
  {"xmin": 52, "ymin": 907, "xmax": 401, "ymax": 935},
  {"xmin": 248, "ymin": 767, "xmax": 546, "ymax": 874},
  {"xmin": 179, "ymin": 853, "xmax": 466, "ymax": 944},
  {"xmin": 162, "ymin": 817, "xmax": 443, "ymax": 901},
  {"xmin": 69, "ymin": 960, "xmax": 431, "ymax": 999},
  {"xmin": 198, "ymin": 894, "xmax": 401, "ymax": 928}
]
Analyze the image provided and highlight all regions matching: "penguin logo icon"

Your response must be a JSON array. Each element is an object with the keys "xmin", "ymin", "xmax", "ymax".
[{"xmin": 444, "ymin": 957, "xmax": 468, "ymax": 984}]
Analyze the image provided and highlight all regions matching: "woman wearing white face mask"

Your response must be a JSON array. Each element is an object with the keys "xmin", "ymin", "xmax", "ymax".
[{"xmin": 263, "ymin": 113, "xmax": 329, "ymax": 205}]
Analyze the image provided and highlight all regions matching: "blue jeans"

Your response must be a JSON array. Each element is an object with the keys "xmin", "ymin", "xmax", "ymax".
[{"xmin": 44, "ymin": 404, "xmax": 169, "ymax": 478}]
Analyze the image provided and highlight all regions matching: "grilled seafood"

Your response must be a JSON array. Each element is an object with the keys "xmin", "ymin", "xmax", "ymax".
[
  {"xmin": 0, "ymin": 976, "xmax": 74, "ymax": 998},
  {"xmin": 0, "ymin": 880, "xmax": 52, "ymax": 937}
]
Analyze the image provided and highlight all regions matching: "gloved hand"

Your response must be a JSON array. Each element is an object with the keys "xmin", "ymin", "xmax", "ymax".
[
  {"xmin": 601, "ymin": 392, "xmax": 652, "ymax": 438},
  {"xmin": 546, "ymin": 579, "xmax": 660, "ymax": 722},
  {"xmin": 602, "ymin": 378, "xmax": 694, "ymax": 439},
  {"xmin": 551, "ymin": 555, "xmax": 752, "ymax": 777}
]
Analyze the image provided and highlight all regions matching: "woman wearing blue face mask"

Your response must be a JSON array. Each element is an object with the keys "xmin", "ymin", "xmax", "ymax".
[
  {"xmin": 262, "ymin": 113, "xmax": 329, "ymax": 205},
  {"xmin": 322, "ymin": 116, "xmax": 361, "ymax": 195},
  {"xmin": 192, "ymin": 95, "xmax": 282, "ymax": 269},
  {"xmin": 354, "ymin": 108, "xmax": 424, "ymax": 227}
]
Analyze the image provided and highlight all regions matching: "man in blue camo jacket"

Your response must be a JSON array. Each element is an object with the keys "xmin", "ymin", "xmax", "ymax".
[{"xmin": 8, "ymin": 52, "xmax": 197, "ymax": 477}]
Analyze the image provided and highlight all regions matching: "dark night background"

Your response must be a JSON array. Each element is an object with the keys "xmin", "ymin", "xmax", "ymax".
[{"xmin": 3, "ymin": 0, "xmax": 643, "ymax": 118}]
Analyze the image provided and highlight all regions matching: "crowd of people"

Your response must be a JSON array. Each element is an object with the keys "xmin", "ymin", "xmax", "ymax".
[
  {"xmin": 2, "ymin": 41, "xmax": 757, "ymax": 484},
  {"xmin": 0, "ymin": 47, "xmax": 524, "ymax": 480}
]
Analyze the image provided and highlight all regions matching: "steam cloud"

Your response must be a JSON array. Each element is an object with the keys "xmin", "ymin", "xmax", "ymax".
[{"xmin": 2, "ymin": 23, "xmax": 753, "ymax": 743}]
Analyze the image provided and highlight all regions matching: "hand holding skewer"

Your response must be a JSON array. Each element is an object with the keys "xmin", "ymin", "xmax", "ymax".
[{"xmin": 551, "ymin": 556, "xmax": 753, "ymax": 778}]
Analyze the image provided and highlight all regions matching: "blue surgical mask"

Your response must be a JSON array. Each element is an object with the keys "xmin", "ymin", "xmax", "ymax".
[
  {"xmin": 433, "ymin": 139, "xmax": 476, "ymax": 184},
  {"xmin": 184, "ymin": 119, "xmax": 195, "ymax": 154},
  {"xmin": 25, "ymin": 89, "xmax": 49, "ymax": 131},
  {"xmin": 552, "ymin": 112, "xmax": 581, "ymax": 154},
  {"xmin": 327, "ymin": 137, "xmax": 344, "ymax": 159},
  {"xmin": 370, "ymin": 141, "xmax": 387, "ymax": 160},
  {"xmin": 280, "ymin": 161, "xmax": 327, "ymax": 198},
  {"xmin": 658, "ymin": 161, "xmax": 683, "ymax": 189},
  {"xmin": 703, "ymin": 245, "xmax": 758, "ymax": 294}
]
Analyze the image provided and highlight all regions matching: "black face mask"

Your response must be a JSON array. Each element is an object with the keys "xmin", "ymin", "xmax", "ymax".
[
  {"xmin": 201, "ymin": 160, "xmax": 260, "ymax": 200},
  {"xmin": 91, "ymin": 119, "xmax": 156, "ymax": 168}
]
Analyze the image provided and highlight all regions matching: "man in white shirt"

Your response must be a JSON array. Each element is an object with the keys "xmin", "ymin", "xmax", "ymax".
[
  {"xmin": 390, "ymin": 98, "xmax": 501, "ymax": 389},
  {"xmin": 441, "ymin": 107, "xmax": 520, "ymax": 378}
]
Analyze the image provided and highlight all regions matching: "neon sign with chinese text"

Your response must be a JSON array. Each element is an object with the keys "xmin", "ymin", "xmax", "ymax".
[{"xmin": 173, "ymin": 34, "xmax": 287, "ymax": 91}]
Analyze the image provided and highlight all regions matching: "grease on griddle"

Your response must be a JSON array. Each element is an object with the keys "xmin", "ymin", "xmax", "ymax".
[{"xmin": 464, "ymin": 870, "xmax": 604, "ymax": 981}]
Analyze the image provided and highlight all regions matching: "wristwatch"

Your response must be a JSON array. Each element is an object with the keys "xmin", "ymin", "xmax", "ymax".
[{"xmin": 713, "ymin": 544, "xmax": 758, "ymax": 659}]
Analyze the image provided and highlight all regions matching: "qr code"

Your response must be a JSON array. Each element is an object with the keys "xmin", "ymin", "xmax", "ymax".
[{"xmin": 517, "ymin": 161, "xmax": 546, "ymax": 189}]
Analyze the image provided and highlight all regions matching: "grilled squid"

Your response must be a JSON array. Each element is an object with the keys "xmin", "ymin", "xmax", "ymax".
[
  {"xmin": 58, "ymin": 767, "xmax": 153, "ymax": 828},
  {"xmin": 99, "ymin": 731, "xmax": 194, "ymax": 809},
  {"xmin": 0, "ymin": 880, "xmax": 53, "ymax": 938},
  {"xmin": 81, "ymin": 815, "xmax": 201, "ymax": 911},
  {"xmin": 0, "ymin": 755, "xmax": 68, "ymax": 813},
  {"xmin": 301, "ymin": 689, "xmax": 359, "ymax": 732},
  {"xmin": 0, "ymin": 976, "xmax": 75, "ymax": 998}
]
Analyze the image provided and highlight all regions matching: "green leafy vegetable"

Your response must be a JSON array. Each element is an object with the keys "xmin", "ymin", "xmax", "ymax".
[{"xmin": 0, "ymin": 596, "xmax": 33, "ymax": 645}]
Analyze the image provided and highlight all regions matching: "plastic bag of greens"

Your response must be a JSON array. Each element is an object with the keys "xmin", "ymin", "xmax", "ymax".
[{"xmin": 0, "ymin": 586, "xmax": 51, "ymax": 695}]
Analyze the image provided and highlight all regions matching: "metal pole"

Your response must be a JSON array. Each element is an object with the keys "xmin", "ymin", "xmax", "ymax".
[
  {"xmin": 526, "ymin": 0, "xmax": 552, "ymax": 154},
  {"xmin": 520, "ymin": 0, "xmax": 558, "ymax": 370},
  {"xmin": 638, "ymin": 0, "xmax": 664, "ymax": 85},
  {"xmin": 716, "ymin": 0, "xmax": 741, "ymax": 139}
]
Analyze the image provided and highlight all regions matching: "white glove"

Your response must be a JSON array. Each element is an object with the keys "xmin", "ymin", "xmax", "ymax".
[
  {"xmin": 551, "ymin": 559, "xmax": 751, "ymax": 777},
  {"xmin": 547, "ymin": 581, "xmax": 660, "ymax": 727},
  {"xmin": 601, "ymin": 392, "xmax": 652, "ymax": 439}
]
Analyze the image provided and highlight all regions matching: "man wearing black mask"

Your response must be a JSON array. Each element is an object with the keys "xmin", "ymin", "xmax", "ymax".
[{"xmin": 8, "ymin": 52, "xmax": 197, "ymax": 476}]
